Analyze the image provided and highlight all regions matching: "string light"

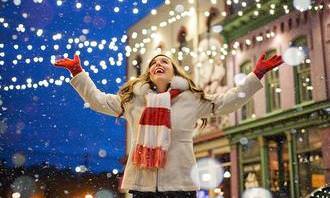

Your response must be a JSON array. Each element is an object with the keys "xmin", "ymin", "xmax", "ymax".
[
  {"xmin": 75, "ymin": 2, "xmax": 82, "ymax": 9},
  {"xmin": 3, "ymin": 0, "xmax": 325, "ymax": 92},
  {"xmin": 128, "ymin": 0, "xmax": 313, "ymax": 64}
]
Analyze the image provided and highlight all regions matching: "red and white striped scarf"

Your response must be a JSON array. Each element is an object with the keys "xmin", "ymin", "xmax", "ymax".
[{"xmin": 132, "ymin": 76, "xmax": 189, "ymax": 169}]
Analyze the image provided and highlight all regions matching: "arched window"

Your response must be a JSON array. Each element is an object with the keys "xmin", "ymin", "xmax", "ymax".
[
  {"xmin": 288, "ymin": 18, "xmax": 292, "ymax": 30},
  {"xmin": 265, "ymin": 49, "xmax": 281, "ymax": 112},
  {"xmin": 291, "ymin": 36, "xmax": 313, "ymax": 104},
  {"xmin": 240, "ymin": 60, "xmax": 255, "ymax": 120},
  {"xmin": 281, "ymin": 22, "xmax": 285, "ymax": 33},
  {"xmin": 303, "ymin": 12, "xmax": 308, "ymax": 24},
  {"xmin": 296, "ymin": 16, "xmax": 300, "ymax": 27}
]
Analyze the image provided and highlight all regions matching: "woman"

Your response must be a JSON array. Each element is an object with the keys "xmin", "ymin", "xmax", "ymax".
[{"xmin": 54, "ymin": 53, "xmax": 283, "ymax": 198}]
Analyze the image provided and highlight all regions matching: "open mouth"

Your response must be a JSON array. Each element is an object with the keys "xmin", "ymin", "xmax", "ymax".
[{"xmin": 154, "ymin": 67, "xmax": 165, "ymax": 74}]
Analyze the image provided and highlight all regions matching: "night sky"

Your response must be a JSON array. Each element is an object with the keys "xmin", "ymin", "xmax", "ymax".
[{"xmin": 0, "ymin": 0, "xmax": 164, "ymax": 173}]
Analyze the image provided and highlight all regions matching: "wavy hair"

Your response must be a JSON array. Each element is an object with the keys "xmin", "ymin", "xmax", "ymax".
[{"xmin": 117, "ymin": 54, "xmax": 211, "ymax": 123}]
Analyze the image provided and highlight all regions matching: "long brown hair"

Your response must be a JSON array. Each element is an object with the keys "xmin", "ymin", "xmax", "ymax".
[{"xmin": 117, "ymin": 54, "xmax": 210, "ymax": 116}]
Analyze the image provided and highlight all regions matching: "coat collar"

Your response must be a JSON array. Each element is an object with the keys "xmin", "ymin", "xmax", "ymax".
[{"xmin": 133, "ymin": 76, "xmax": 189, "ymax": 96}]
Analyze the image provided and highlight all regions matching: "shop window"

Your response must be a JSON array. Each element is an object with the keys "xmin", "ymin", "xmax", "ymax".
[
  {"xmin": 240, "ymin": 61, "xmax": 255, "ymax": 120},
  {"xmin": 291, "ymin": 36, "xmax": 313, "ymax": 104},
  {"xmin": 265, "ymin": 49, "xmax": 281, "ymax": 112},
  {"xmin": 295, "ymin": 128, "xmax": 325, "ymax": 197},
  {"xmin": 214, "ymin": 153, "xmax": 231, "ymax": 198},
  {"xmin": 241, "ymin": 139, "xmax": 261, "ymax": 189},
  {"xmin": 266, "ymin": 135, "xmax": 290, "ymax": 197}
]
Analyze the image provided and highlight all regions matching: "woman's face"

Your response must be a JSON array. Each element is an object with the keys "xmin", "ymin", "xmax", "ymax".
[{"xmin": 149, "ymin": 55, "xmax": 175, "ymax": 84}]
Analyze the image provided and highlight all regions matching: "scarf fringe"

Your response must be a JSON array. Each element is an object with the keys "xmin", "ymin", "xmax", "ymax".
[{"xmin": 132, "ymin": 144, "xmax": 167, "ymax": 168}]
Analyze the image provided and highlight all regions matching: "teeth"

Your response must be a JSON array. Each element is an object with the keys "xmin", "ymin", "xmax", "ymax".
[{"xmin": 155, "ymin": 68, "xmax": 164, "ymax": 74}]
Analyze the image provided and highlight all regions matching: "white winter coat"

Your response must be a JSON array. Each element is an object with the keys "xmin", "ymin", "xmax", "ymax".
[{"xmin": 70, "ymin": 71, "xmax": 263, "ymax": 192}]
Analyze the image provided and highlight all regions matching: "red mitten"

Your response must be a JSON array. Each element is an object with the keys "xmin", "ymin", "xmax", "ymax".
[
  {"xmin": 253, "ymin": 52, "xmax": 284, "ymax": 79},
  {"xmin": 54, "ymin": 54, "xmax": 83, "ymax": 77}
]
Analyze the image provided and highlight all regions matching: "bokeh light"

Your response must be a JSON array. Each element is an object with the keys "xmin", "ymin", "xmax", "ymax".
[
  {"xmin": 234, "ymin": 73, "xmax": 247, "ymax": 86},
  {"xmin": 239, "ymin": 137, "xmax": 249, "ymax": 145},
  {"xmin": 0, "ymin": 0, "xmax": 157, "ymax": 172},
  {"xmin": 242, "ymin": 187, "xmax": 273, "ymax": 198},
  {"xmin": 11, "ymin": 152, "xmax": 26, "ymax": 167},
  {"xmin": 293, "ymin": 0, "xmax": 311, "ymax": 11},
  {"xmin": 283, "ymin": 47, "xmax": 306, "ymax": 66},
  {"xmin": 190, "ymin": 158, "xmax": 224, "ymax": 189},
  {"xmin": 95, "ymin": 189, "xmax": 114, "ymax": 198},
  {"xmin": 11, "ymin": 176, "xmax": 36, "ymax": 198}
]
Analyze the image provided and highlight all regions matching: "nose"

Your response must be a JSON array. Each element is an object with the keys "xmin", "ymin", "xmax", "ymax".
[{"xmin": 155, "ymin": 60, "xmax": 162, "ymax": 66}]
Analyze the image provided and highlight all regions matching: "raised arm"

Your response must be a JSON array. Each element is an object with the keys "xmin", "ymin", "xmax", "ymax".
[
  {"xmin": 54, "ymin": 54, "xmax": 83, "ymax": 77},
  {"xmin": 197, "ymin": 52, "xmax": 283, "ymax": 118},
  {"xmin": 54, "ymin": 55, "xmax": 123, "ymax": 118}
]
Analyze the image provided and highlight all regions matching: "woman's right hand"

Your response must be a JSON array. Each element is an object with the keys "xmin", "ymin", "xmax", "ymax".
[{"xmin": 54, "ymin": 54, "xmax": 83, "ymax": 77}]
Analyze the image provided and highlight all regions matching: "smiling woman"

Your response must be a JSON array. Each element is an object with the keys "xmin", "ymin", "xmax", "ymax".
[
  {"xmin": 148, "ymin": 55, "xmax": 175, "ymax": 93},
  {"xmin": 53, "ymin": 52, "xmax": 282, "ymax": 197},
  {"xmin": 2, "ymin": 0, "xmax": 330, "ymax": 197}
]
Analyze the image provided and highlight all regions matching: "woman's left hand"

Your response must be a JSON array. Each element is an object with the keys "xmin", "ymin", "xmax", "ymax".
[{"xmin": 253, "ymin": 52, "xmax": 284, "ymax": 79}]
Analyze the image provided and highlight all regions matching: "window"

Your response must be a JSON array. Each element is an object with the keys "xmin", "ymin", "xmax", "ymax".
[
  {"xmin": 291, "ymin": 36, "xmax": 313, "ymax": 104},
  {"xmin": 239, "ymin": 42, "xmax": 244, "ymax": 51},
  {"xmin": 252, "ymin": 35, "xmax": 256, "ymax": 47},
  {"xmin": 266, "ymin": 135, "xmax": 290, "ymax": 197},
  {"xmin": 228, "ymin": 0, "xmax": 255, "ymax": 16},
  {"xmin": 215, "ymin": 153, "xmax": 231, "ymax": 198},
  {"xmin": 303, "ymin": 12, "xmax": 308, "ymax": 24},
  {"xmin": 281, "ymin": 22, "xmax": 285, "ymax": 33},
  {"xmin": 273, "ymin": 26, "xmax": 277, "ymax": 34},
  {"xmin": 296, "ymin": 17, "xmax": 300, "ymax": 27},
  {"xmin": 241, "ymin": 139, "xmax": 262, "ymax": 190},
  {"xmin": 288, "ymin": 18, "xmax": 292, "ymax": 30},
  {"xmin": 240, "ymin": 61, "xmax": 255, "ymax": 120},
  {"xmin": 295, "ymin": 128, "xmax": 325, "ymax": 197},
  {"xmin": 265, "ymin": 49, "xmax": 281, "ymax": 112}
]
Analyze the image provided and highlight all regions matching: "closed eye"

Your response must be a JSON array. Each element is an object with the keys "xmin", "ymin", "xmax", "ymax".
[
  {"xmin": 161, "ymin": 58, "xmax": 169, "ymax": 64},
  {"xmin": 149, "ymin": 57, "xmax": 170, "ymax": 67}
]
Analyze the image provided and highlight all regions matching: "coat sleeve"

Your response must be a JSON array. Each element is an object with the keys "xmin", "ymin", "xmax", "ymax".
[
  {"xmin": 197, "ymin": 72, "xmax": 263, "ymax": 118},
  {"xmin": 70, "ymin": 71, "xmax": 124, "ymax": 118}
]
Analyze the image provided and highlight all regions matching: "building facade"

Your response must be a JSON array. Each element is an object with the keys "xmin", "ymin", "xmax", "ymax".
[
  {"xmin": 220, "ymin": 1, "xmax": 330, "ymax": 197},
  {"xmin": 125, "ymin": 0, "xmax": 330, "ymax": 197}
]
